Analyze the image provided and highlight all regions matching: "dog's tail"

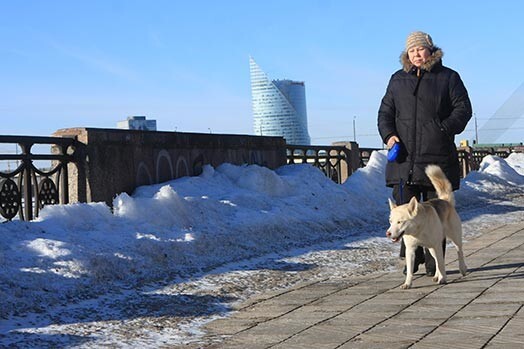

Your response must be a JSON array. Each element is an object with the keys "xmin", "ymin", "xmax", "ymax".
[{"xmin": 425, "ymin": 165, "xmax": 455, "ymax": 206}]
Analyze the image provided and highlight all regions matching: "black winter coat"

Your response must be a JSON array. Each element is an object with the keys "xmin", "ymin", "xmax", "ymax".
[{"xmin": 378, "ymin": 48, "xmax": 472, "ymax": 190}]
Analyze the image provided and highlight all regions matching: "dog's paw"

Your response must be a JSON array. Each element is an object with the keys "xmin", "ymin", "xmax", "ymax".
[
  {"xmin": 432, "ymin": 276, "xmax": 438, "ymax": 283},
  {"xmin": 400, "ymin": 283, "xmax": 411, "ymax": 289}
]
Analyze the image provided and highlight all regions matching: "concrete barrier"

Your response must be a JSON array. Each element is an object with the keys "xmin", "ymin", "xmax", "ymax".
[{"xmin": 53, "ymin": 128, "xmax": 287, "ymax": 205}]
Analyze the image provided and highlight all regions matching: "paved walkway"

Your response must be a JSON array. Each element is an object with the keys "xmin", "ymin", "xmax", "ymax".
[{"xmin": 199, "ymin": 222, "xmax": 524, "ymax": 348}]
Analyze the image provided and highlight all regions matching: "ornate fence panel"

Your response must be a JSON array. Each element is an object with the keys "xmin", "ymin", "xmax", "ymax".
[
  {"xmin": 457, "ymin": 146, "xmax": 516, "ymax": 178},
  {"xmin": 358, "ymin": 148, "xmax": 381, "ymax": 168},
  {"xmin": 286, "ymin": 145, "xmax": 352, "ymax": 184},
  {"xmin": 354, "ymin": 146, "xmax": 519, "ymax": 179},
  {"xmin": 287, "ymin": 145, "xmax": 521, "ymax": 182},
  {"xmin": 0, "ymin": 136, "xmax": 77, "ymax": 221}
]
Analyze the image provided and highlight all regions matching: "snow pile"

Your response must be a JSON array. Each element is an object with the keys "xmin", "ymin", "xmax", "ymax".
[{"xmin": 505, "ymin": 152, "xmax": 524, "ymax": 176}]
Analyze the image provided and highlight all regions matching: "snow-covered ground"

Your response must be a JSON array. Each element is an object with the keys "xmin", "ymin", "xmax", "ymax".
[{"xmin": 1, "ymin": 150, "xmax": 524, "ymax": 348}]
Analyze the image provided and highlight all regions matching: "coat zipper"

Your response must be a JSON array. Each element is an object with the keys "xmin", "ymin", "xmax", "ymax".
[{"xmin": 409, "ymin": 68, "xmax": 423, "ymax": 184}]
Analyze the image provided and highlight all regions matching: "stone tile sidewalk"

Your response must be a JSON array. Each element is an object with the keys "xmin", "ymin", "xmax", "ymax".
[{"xmin": 199, "ymin": 223, "xmax": 524, "ymax": 348}]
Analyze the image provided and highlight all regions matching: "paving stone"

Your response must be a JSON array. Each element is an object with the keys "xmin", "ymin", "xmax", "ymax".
[
  {"xmin": 455, "ymin": 302, "xmax": 520, "ymax": 318},
  {"xmin": 271, "ymin": 324, "xmax": 359, "ymax": 349},
  {"xmin": 269, "ymin": 309, "xmax": 341, "ymax": 326},
  {"xmin": 474, "ymin": 290, "xmax": 524, "ymax": 303},
  {"xmin": 203, "ymin": 317, "xmax": 257, "ymax": 335},
  {"xmin": 485, "ymin": 305, "xmax": 524, "ymax": 347},
  {"xmin": 229, "ymin": 304, "xmax": 297, "ymax": 320},
  {"xmin": 395, "ymin": 304, "xmax": 460, "ymax": 321},
  {"xmin": 339, "ymin": 333, "xmax": 414, "ymax": 349},
  {"xmin": 413, "ymin": 316, "xmax": 509, "ymax": 349}
]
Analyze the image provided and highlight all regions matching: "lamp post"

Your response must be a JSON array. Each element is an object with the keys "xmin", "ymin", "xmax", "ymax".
[
  {"xmin": 353, "ymin": 116, "xmax": 357, "ymax": 142},
  {"xmin": 474, "ymin": 113, "xmax": 478, "ymax": 145}
]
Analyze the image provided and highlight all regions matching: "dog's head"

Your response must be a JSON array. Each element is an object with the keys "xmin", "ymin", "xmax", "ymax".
[{"xmin": 386, "ymin": 196, "xmax": 419, "ymax": 242}]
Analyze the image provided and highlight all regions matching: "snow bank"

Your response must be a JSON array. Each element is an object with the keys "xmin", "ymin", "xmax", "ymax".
[{"xmin": 1, "ymin": 152, "xmax": 523, "ymax": 321}]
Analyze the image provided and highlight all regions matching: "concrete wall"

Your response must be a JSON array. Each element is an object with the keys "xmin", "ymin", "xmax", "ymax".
[{"xmin": 53, "ymin": 128, "xmax": 287, "ymax": 205}]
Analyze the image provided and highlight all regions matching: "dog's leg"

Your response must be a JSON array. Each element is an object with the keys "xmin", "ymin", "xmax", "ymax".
[
  {"xmin": 446, "ymin": 212, "xmax": 468, "ymax": 275},
  {"xmin": 457, "ymin": 248, "xmax": 467, "ymax": 276},
  {"xmin": 427, "ymin": 246, "xmax": 446, "ymax": 284},
  {"xmin": 451, "ymin": 239, "xmax": 467, "ymax": 276},
  {"xmin": 401, "ymin": 246, "xmax": 415, "ymax": 289},
  {"xmin": 448, "ymin": 220, "xmax": 468, "ymax": 276}
]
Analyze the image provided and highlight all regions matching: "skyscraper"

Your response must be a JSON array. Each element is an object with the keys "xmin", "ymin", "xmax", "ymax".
[{"xmin": 250, "ymin": 57, "xmax": 311, "ymax": 145}]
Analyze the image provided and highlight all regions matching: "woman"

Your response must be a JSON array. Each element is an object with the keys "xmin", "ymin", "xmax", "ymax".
[{"xmin": 377, "ymin": 31, "xmax": 472, "ymax": 275}]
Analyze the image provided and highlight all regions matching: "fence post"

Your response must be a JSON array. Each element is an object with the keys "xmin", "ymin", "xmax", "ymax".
[
  {"xmin": 61, "ymin": 161, "xmax": 69, "ymax": 205},
  {"xmin": 19, "ymin": 142, "xmax": 34, "ymax": 221},
  {"xmin": 331, "ymin": 141, "xmax": 360, "ymax": 182}
]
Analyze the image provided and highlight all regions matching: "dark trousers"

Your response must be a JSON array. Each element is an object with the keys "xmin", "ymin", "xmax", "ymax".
[{"xmin": 392, "ymin": 184, "xmax": 446, "ymax": 273}]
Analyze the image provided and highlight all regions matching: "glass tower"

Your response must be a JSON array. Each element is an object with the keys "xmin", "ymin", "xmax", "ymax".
[{"xmin": 250, "ymin": 57, "xmax": 311, "ymax": 145}]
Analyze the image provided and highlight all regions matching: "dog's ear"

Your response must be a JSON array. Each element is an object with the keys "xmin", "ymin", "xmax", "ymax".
[
  {"xmin": 407, "ymin": 196, "xmax": 419, "ymax": 215},
  {"xmin": 388, "ymin": 198, "xmax": 397, "ymax": 210}
]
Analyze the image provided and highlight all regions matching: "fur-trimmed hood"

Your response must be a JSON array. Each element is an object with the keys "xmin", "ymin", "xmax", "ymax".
[{"xmin": 400, "ymin": 47, "xmax": 444, "ymax": 73}]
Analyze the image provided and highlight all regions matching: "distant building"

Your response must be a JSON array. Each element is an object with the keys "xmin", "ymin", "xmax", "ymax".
[
  {"xmin": 249, "ymin": 57, "xmax": 311, "ymax": 145},
  {"xmin": 117, "ymin": 116, "xmax": 157, "ymax": 131}
]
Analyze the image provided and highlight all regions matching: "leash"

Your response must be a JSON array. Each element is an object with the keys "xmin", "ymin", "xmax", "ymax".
[
  {"xmin": 399, "ymin": 178, "xmax": 404, "ymax": 204},
  {"xmin": 388, "ymin": 143, "xmax": 404, "ymax": 204}
]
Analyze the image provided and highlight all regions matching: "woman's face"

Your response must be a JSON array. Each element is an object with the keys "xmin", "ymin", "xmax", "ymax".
[{"xmin": 408, "ymin": 46, "xmax": 431, "ymax": 67}]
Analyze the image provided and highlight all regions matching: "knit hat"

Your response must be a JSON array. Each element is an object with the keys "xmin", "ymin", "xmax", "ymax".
[{"xmin": 405, "ymin": 31, "xmax": 434, "ymax": 51}]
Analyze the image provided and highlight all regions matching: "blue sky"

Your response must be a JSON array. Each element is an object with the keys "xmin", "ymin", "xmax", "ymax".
[{"xmin": 2, "ymin": 0, "xmax": 524, "ymax": 147}]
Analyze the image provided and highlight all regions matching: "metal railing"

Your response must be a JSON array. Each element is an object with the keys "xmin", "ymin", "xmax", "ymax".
[
  {"xmin": 286, "ymin": 145, "xmax": 352, "ymax": 184},
  {"xmin": 0, "ymin": 136, "xmax": 77, "ymax": 221},
  {"xmin": 358, "ymin": 148, "xmax": 380, "ymax": 168},
  {"xmin": 288, "ymin": 144, "xmax": 522, "ymax": 184},
  {"xmin": 457, "ymin": 146, "xmax": 516, "ymax": 177},
  {"xmin": 355, "ymin": 145, "xmax": 521, "ymax": 179},
  {"xmin": 1, "ymin": 134, "xmax": 521, "ymax": 222}
]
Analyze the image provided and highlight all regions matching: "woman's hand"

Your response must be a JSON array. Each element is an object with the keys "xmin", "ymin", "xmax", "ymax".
[{"xmin": 387, "ymin": 135, "xmax": 400, "ymax": 149}]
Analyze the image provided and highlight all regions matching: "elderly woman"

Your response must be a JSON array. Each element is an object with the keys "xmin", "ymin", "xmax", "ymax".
[{"xmin": 377, "ymin": 31, "xmax": 472, "ymax": 276}]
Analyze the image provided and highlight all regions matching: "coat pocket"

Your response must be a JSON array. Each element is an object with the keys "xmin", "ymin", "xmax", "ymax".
[{"xmin": 419, "ymin": 119, "xmax": 453, "ymax": 157}]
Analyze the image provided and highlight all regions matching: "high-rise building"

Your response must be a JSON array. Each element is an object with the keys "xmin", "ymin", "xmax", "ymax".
[{"xmin": 250, "ymin": 57, "xmax": 311, "ymax": 145}]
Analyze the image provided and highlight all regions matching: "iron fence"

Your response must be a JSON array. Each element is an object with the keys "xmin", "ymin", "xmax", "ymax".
[
  {"xmin": 286, "ymin": 145, "xmax": 352, "ymax": 184},
  {"xmin": 358, "ymin": 148, "xmax": 379, "ymax": 168},
  {"xmin": 457, "ymin": 146, "xmax": 515, "ymax": 177},
  {"xmin": 288, "ymin": 144, "xmax": 522, "ymax": 184},
  {"xmin": 1, "ymin": 133, "xmax": 521, "ymax": 222},
  {"xmin": 0, "ymin": 136, "xmax": 77, "ymax": 221}
]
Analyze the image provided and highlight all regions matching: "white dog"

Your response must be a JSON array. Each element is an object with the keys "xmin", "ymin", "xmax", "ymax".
[{"xmin": 386, "ymin": 165, "xmax": 467, "ymax": 289}]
